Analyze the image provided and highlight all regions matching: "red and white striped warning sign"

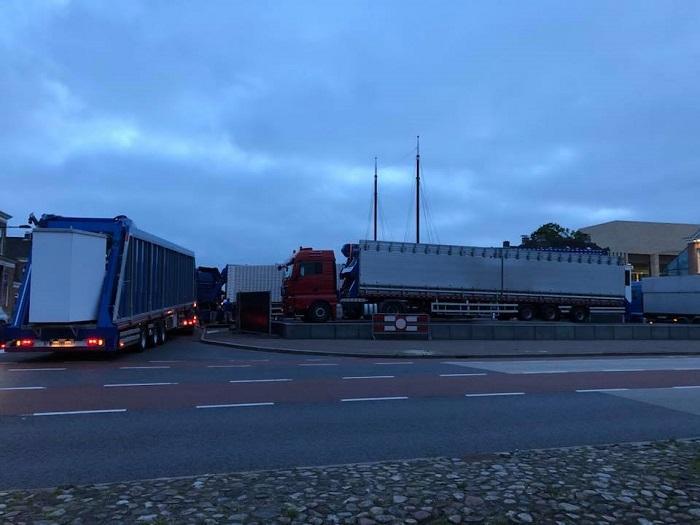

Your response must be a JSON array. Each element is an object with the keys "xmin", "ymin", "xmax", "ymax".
[{"xmin": 372, "ymin": 314, "xmax": 430, "ymax": 337}]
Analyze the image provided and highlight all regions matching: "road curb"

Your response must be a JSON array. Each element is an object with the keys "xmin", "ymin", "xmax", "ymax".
[{"xmin": 199, "ymin": 331, "xmax": 700, "ymax": 360}]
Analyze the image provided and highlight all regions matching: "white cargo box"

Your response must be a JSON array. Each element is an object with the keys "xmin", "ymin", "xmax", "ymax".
[
  {"xmin": 29, "ymin": 228, "xmax": 107, "ymax": 323},
  {"xmin": 226, "ymin": 265, "xmax": 285, "ymax": 303},
  {"xmin": 642, "ymin": 275, "xmax": 700, "ymax": 316}
]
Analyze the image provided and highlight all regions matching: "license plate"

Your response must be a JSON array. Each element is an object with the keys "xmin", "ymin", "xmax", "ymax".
[{"xmin": 50, "ymin": 339, "xmax": 75, "ymax": 347}]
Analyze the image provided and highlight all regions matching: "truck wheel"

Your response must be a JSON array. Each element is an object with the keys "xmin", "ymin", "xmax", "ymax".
[
  {"xmin": 539, "ymin": 305, "xmax": 559, "ymax": 322},
  {"xmin": 380, "ymin": 301, "xmax": 404, "ymax": 314},
  {"xmin": 136, "ymin": 328, "xmax": 148, "ymax": 353},
  {"xmin": 156, "ymin": 322, "xmax": 166, "ymax": 345},
  {"xmin": 308, "ymin": 302, "xmax": 331, "ymax": 323},
  {"xmin": 517, "ymin": 304, "xmax": 536, "ymax": 321},
  {"xmin": 569, "ymin": 306, "xmax": 589, "ymax": 323},
  {"xmin": 149, "ymin": 325, "xmax": 158, "ymax": 347}
]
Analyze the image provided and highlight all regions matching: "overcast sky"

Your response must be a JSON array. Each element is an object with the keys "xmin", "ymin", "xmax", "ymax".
[{"xmin": 2, "ymin": 1, "xmax": 700, "ymax": 265}]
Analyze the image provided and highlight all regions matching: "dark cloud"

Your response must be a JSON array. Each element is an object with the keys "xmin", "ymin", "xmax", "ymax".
[{"xmin": 2, "ymin": 0, "xmax": 700, "ymax": 265}]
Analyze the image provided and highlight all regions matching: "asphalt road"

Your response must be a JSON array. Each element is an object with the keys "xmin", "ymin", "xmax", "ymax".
[{"xmin": 1, "ymin": 336, "xmax": 700, "ymax": 489}]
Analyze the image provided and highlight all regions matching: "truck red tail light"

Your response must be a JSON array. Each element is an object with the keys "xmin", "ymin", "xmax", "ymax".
[
  {"xmin": 16, "ymin": 339, "xmax": 34, "ymax": 348},
  {"xmin": 87, "ymin": 338, "xmax": 104, "ymax": 347}
]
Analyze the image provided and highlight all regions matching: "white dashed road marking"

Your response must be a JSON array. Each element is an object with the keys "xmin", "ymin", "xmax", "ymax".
[
  {"xmin": 120, "ymin": 366, "xmax": 170, "ymax": 370},
  {"xmin": 33, "ymin": 409, "xmax": 127, "ymax": 417},
  {"xmin": 9, "ymin": 368, "xmax": 66, "ymax": 372},
  {"xmin": 0, "ymin": 386, "xmax": 46, "ymax": 391},
  {"xmin": 341, "ymin": 396, "xmax": 408, "ymax": 402},
  {"xmin": 342, "ymin": 375, "xmax": 395, "ymax": 380},
  {"xmin": 196, "ymin": 402, "xmax": 274, "ymax": 409},
  {"xmin": 465, "ymin": 392, "xmax": 525, "ymax": 397},
  {"xmin": 576, "ymin": 388, "xmax": 629, "ymax": 393},
  {"xmin": 207, "ymin": 365, "xmax": 252, "ymax": 368},
  {"xmin": 298, "ymin": 363, "xmax": 338, "ymax": 367},
  {"xmin": 104, "ymin": 382, "xmax": 178, "ymax": 388},
  {"xmin": 229, "ymin": 378, "xmax": 292, "ymax": 383}
]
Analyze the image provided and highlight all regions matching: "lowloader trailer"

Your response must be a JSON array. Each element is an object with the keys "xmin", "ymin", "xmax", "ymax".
[
  {"xmin": 282, "ymin": 240, "xmax": 632, "ymax": 323},
  {"xmin": 5, "ymin": 215, "xmax": 196, "ymax": 352}
]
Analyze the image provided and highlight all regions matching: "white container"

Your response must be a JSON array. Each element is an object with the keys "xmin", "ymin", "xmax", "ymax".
[
  {"xmin": 358, "ymin": 241, "xmax": 626, "ymax": 298},
  {"xmin": 642, "ymin": 275, "xmax": 700, "ymax": 316},
  {"xmin": 227, "ymin": 265, "xmax": 285, "ymax": 303},
  {"xmin": 29, "ymin": 229, "xmax": 107, "ymax": 323}
]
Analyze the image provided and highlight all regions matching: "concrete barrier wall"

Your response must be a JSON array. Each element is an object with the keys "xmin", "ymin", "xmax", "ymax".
[{"xmin": 272, "ymin": 321, "xmax": 700, "ymax": 341}]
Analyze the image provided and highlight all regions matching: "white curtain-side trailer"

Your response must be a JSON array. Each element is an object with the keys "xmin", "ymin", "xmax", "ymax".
[{"xmin": 339, "ymin": 241, "xmax": 632, "ymax": 322}]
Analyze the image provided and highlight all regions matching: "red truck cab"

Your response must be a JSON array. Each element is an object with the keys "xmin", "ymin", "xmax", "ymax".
[{"xmin": 281, "ymin": 248, "xmax": 338, "ymax": 322}]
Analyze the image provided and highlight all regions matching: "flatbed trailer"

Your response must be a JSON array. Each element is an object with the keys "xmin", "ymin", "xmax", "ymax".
[{"xmin": 5, "ymin": 215, "xmax": 196, "ymax": 352}]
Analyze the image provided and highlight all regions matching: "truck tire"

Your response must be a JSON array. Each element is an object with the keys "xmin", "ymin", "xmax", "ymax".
[
  {"xmin": 539, "ymin": 305, "xmax": 559, "ymax": 322},
  {"xmin": 569, "ymin": 306, "xmax": 589, "ymax": 323},
  {"xmin": 149, "ymin": 324, "xmax": 158, "ymax": 347},
  {"xmin": 307, "ymin": 302, "xmax": 331, "ymax": 323},
  {"xmin": 156, "ymin": 322, "xmax": 166, "ymax": 345},
  {"xmin": 136, "ymin": 328, "xmax": 148, "ymax": 353},
  {"xmin": 380, "ymin": 301, "xmax": 404, "ymax": 315},
  {"xmin": 517, "ymin": 304, "xmax": 536, "ymax": 321}
]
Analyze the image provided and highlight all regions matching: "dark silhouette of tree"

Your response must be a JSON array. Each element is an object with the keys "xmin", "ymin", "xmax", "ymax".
[{"xmin": 520, "ymin": 223, "xmax": 606, "ymax": 251}]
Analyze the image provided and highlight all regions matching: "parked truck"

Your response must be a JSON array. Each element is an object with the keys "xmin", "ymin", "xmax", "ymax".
[
  {"xmin": 5, "ymin": 214, "xmax": 196, "ymax": 352},
  {"xmin": 632, "ymin": 275, "xmax": 700, "ymax": 323},
  {"xmin": 281, "ymin": 240, "xmax": 632, "ymax": 323},
  {"xmin": 196, "ymin": 266, "xmax": 228, "ymax": 325}
]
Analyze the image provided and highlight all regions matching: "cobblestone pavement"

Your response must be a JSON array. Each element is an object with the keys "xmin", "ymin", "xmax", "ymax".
[{"xmin": 1, "ymin": 439, "xmax": 698, "ymax": 525}]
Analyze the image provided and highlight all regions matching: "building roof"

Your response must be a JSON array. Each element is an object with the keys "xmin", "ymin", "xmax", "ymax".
[
  {"xmin": 0, "ymin": 210, "xmax": 11, "ymax": 222},
  {"xmin": 579, "ymin": 220, "xmax": 700, "ymax": 255}
]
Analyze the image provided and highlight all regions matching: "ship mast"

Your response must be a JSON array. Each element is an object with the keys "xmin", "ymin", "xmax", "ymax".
[
  {"xmin": 373, "ymin": 157, "xmax": 378, "ymax": 241},
  {"xmin": 415, "ymin": 135, "xmax": 420, "ymax": 244}
]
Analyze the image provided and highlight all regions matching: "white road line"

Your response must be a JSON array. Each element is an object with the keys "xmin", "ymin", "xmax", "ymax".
[
  {"xmin": 341, "ymin": 396, "xmax": 408, "ymax": 402},
  {"xmin": 207, "ymin": 365, "xmax": 252, "ymax": 368},
  {"xmin": 602, "ymin": 369, "xmax": 644, "ymax": 372},
  {"xmin": 0, "ymin": 386, "xmax": 46, "ymax": 391},
  {"xmin": 229, "ymin": 378, "xmax": 292, "ymax": 383},
  {"xmin": 465, "ymin": 392, "xmax": 525, "ymax": 397},
  {"xmin": 440, "ymin": 373, "xmax": 488, "ymax": 377},
  {"xmin": 672, "ymin": 385, "xmax": 700, "ymax": 389},
  {"xmin": 33, "ymin": 409, "xmax": 127, "ymax": 417},
  {"xmin": 9, "ymin": 368, "xmax": 66, "ymax": 372},
  {"xmin": 342, "ymin": 375, "xmax": 395, "ymax": 380},
  {"xmin": 104, "ymin": 382, "xmax": 178, "ymax": 388},
  {"xmin": 298, "ymin": 363, "xmax": 338, "ymax": 367},
  {"xmin": 196, "ymin": 402, "xmax": 274, "ymax": 409},
  {"xmin": 374, "ymin": 362, "xmax": 414, "ymax": 365},
  {"xmin": 120, "ymin": 366, "xmax": 171, "ymax": 370},
  {"xmin": 576, "ymin": 388, "xmax": 629, "ymax": 393},
  {"xmin": 520, "ymin": 371, "xmax": 574, "ymax": 375}
]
